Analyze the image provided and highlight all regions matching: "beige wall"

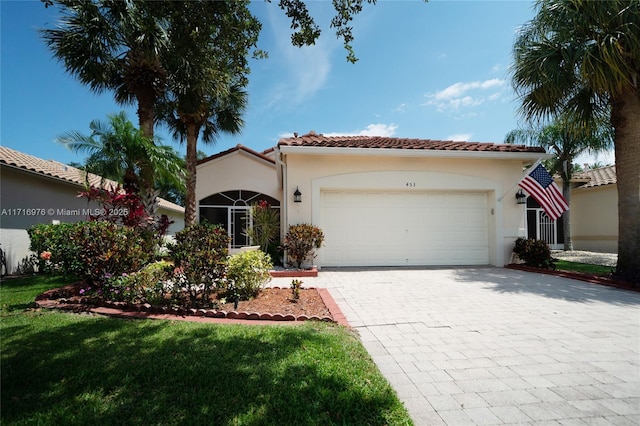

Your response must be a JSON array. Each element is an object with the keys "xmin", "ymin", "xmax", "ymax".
[
  {"xmin": 196, "ymin": 150, "xmax": 282, "ymax": 208},
  {"xmin": 158, "ymin": 207, "xmax": 184, "ymax": 236},
  {"xmin": 281, "ymin": 153, "xmax": 530, "ymax": 267},
  {"xmin": 1, "ymin": 167, "xmax": 100, "ymax": 229},
  {"xmin": 1, "ymin": 167, "xmax": 99, "ymax": 273},
  {"xmin": 570, "ymin": 185, "xmax": 618, "ymax": 253}
]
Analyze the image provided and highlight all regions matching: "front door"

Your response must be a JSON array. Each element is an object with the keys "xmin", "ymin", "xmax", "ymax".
[{"xmin": 229, "ymin": 207, "xmax": 251, "ymax": 248}]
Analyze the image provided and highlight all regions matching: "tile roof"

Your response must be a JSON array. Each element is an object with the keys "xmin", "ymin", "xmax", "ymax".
[
  {"xmin": 0, "ymin": 146, "xmax": 184, "ymax": 212},
  {"xmin": 576, "ymin": 165, "xmax": 617, "ymax": 189},
  {"xmin": 278, "ymin": 132, "xmax": 546, "ymax": 153},
  {"xmin": 197, "ymin": 144, "xmax": 275, "ymax": 165}
]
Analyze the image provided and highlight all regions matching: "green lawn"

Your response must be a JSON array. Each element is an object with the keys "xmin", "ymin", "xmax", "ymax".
[
  {"xmin": 1, "ymin": 275, "xmax": 412, "ymax": 426},
  {"xmin": 554, "ymin": 260, "xmax": 614, "ymax": 276}
]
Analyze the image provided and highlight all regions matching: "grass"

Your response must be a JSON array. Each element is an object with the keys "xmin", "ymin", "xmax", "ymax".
[
  {"xmin": 1, "ymin": 275, "xmax": 413, "ymax": 426},
  {"xmin": 554, "ymin": 260, "xmax": 614, "ymax": 276}
]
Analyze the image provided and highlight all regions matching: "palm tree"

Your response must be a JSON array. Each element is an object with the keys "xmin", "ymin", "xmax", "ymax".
[
  {"xmin": 160, "ymin": 84, "xmax": 248, "ymax": 226},
  {"xmin": 506, "ymin": 115, "xmax": 613, "ymax": 251},
  {"xmin": 510, "ymin": 0, "xmax": 640, "ymax": 283},
  {"xmin": 41, "ymin": 0, "xmax": 171, "ymax": 215},
  {"xmin": 57, "ymin": 112, "xmax": 184, "ymax": 207},
  {"xmin": 157, "ymin": 1, "xmax": 257, "ymax": 226}
]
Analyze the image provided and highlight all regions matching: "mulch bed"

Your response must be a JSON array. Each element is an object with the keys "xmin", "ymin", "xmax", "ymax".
[{"xmin": 35, "ymin": 282, "xmax": 349, "ymax": 325}]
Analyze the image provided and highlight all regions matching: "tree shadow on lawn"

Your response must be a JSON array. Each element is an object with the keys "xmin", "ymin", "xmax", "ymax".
[
  {"xmin": 1, "ymin": 315, "xmax": 407, "ymax": 425},
  {"xmin": 0, "ymin": 275, "xmax": 77, "ymax": 313},
  {"xmin": 454, "ymin": 267, "xmax": 640, "ymax": 306}
]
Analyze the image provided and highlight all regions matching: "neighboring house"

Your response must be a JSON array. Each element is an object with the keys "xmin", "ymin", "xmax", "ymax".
[
  {"xmin": 197, "ymin": 132, "xmax": 549, "ymax": 268},
  {"xmin": 0, "ymin": 146, "xmax": 185, "ymax": 274},
  {"xmin": 526, "ymin": 165, "xmax": 617, "ymax": 253}
]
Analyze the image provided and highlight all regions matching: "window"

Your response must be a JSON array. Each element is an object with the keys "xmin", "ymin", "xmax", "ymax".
[{"xmin": 199, "ymin": 190, "xmax": 280, "ymax": 248}]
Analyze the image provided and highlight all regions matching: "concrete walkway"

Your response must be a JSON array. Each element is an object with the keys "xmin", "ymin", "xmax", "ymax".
[{"xmin": 270, "ymin": 267, "xmax": 640, "ymax": 425}]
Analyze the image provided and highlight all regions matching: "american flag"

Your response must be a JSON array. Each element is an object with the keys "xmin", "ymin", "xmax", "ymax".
[{"xmin": 519, "ymin": 163, "xmax": 569, "ymax": 221}]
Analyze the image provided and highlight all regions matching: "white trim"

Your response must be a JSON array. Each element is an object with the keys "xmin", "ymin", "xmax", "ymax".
[
  {"xmin": 279, "ymin": 145, "xmax": 553, "ymax": 161},
  {"xmin": 196, "ymin": 148, "xmax": 276, "ymax": 170}
]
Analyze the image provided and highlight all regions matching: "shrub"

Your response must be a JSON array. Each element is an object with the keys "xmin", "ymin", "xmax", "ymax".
[
  {"xmin": 226, "ymin": 250, "xmax": 273, "ymax": 300},
  {"xmin": 78, "ymin": 184, "xmax": 172, "ymax": 255},
  {"xmin": 245, "ymin": 200, "xmax": 280, "ymax": 257},
  {"xmin": 282, "ymin": 223, "xmax": 324, "ymax": 269},
  {"xmin": 28, "ymin": 221, "xmax": 152, "ymax": 285},
  {"xmin": 103, "ymin": 261, "xmax": 172, "ymax": 304},
  {"xmin": 29, "ymin": 223, "xmax": 82, "ymax": 274},
  {"xmin": 513, "ymin": 237, "xmax": 555, "ymax": 269},
  {"xmin": 169, "ymin": 224, "xmax": 229, "ymax": 307}
]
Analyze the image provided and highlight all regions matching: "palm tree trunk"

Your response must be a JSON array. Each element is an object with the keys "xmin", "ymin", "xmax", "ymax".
[
  {"xmin": 136, "ymin": 86, "xmax": 158, "ymax": 219},
  {"xmin": 611, "ymin": 88, "xmax": 640, "ymax": 284},
  {"xmin": 562, "ymin": 176, "xmax": 573, "ymax": 251},
  {"xmin": 184, "ymin": 121, "xmax": 199, "ymax": 227}
]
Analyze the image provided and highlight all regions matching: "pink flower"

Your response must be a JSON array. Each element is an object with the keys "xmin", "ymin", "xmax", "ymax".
[{"xmin": 40, "ymin": 251, "xmax": 52, "ymax": 261}]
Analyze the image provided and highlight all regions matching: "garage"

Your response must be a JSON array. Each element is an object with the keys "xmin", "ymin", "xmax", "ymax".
[{"xmin": 320, "ymin": 190, "xmax": 489, "ymax": 267}]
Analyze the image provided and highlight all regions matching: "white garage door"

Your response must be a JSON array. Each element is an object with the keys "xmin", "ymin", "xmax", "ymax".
[{"xmin": 320, "ymin": 190, "xmax": 489, "ymax": 266}]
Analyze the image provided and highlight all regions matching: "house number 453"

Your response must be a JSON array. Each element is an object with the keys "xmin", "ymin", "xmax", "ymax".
[{"xmin": 406, "ymin": 182, "xmax": 416, "ymax": 187}]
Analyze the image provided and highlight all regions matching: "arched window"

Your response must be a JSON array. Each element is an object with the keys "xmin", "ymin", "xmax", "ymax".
[{"xmin": 199, "ymin": 190, "xmax": 280, "ymax": 248}]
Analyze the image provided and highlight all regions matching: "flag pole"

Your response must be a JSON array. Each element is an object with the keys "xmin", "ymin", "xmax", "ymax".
[{"xmin": 496, "ymin": 158, "xmax": 543, "ymax": 202}]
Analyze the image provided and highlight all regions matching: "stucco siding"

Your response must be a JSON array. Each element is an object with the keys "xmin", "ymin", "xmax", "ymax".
[
  {"xmin": 158, "ymin": 207, "xmax": 184, "ymax": 236},
  {"xmin": 1, "ymin": 167, "xmax": 100, "ymax": 229},
  {"xmin": 282, "ymin": 153, "xmax": 529, "ymax": 267},
  {"xmin": 196, "ymin": 150, "xmax": 282, "ymax": 206},
  {"xmin": 570, "ymin": 185, "xmax": 618, "ymax": 253}
]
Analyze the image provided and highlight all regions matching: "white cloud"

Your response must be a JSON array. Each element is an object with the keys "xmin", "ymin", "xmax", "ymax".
[
  {"xmin": 278, "ymin": 132, "xmax": 295, "ymax": 139},
  {"xmin": 263, "ymin": 6, "xmax": 334, "ymax": 107},
  {"xmin": 324, "ymin": 123, "xmax": 398, "ymax": 137},
  {"xmin": 393, "ymin": 103, "xmax": 408, "ymax": 113},
  {"xmin": 425, "ymin": 78, "xmax": 507, "ymax": 112},
  {"xmin": 447, "ymin": 133, "xmax": 473, "ymax": 142},
  {"xmin": 491, "ymin": 63, "xmax": 504, "ymax": 74}
]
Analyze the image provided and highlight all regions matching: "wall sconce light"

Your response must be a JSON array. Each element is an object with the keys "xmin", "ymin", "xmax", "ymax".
[
  {"xmin": 293, "ymin": 186, "xmax": 302, "ymax": 203},
  {"xmin": 516, "ymin": 189, "xmax": 527, "ymax": 205}
]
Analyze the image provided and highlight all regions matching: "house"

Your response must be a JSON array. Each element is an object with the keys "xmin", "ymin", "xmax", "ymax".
[
  {"xmin": 196, "ymin": 144, "xmax": 281, "ymax": 249},
  {"xmin": 526, "ymin": 165, "xmax": 617, "ymax": 252},
  {"xmin": 0, "ymin": 146, "xmax": 185, "ymax": 274},
  {"xmin": 196, "ymin": 132, "xmax": 549, "ymax": 268}
]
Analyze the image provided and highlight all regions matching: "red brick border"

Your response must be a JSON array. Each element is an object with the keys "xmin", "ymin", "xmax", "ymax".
[
  {"xmin": 506, "ymin": 264, "xmax": 639, "ymax": 292},
  {"xmin": 269, "ymin": 267, "xmax": 318, "ymax": 278},
  {"xmin": 35, "ymin": 286, "xmax": 350, "ymax": 326}
]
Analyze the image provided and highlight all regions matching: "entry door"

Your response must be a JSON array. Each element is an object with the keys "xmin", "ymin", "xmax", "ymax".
[
  {"xmin": 528, "ymin": 208, "xmax": 563, "ymax": 249},
  {"xmin": 526, "ymin": 198, "xmax": 564, "ymax": 249},
  {"xmin": 229, "ymin": 207, "xmax": 251, "ymax": 248}
]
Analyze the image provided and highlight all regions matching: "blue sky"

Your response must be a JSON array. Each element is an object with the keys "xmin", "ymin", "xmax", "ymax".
[{"xmin": 1, "ymin": 0, "xmax": 613, "ymax": 167}]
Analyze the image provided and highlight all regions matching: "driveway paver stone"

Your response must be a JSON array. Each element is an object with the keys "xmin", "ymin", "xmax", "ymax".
[{"xmin": 269, "ymin": 267, "xmax": 640, "ymax": 425}]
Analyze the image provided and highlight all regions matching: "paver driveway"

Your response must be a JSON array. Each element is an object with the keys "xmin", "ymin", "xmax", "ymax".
[{"xmin": 270, "ymin": 267, "xmax": 640, "ymax": 425}]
